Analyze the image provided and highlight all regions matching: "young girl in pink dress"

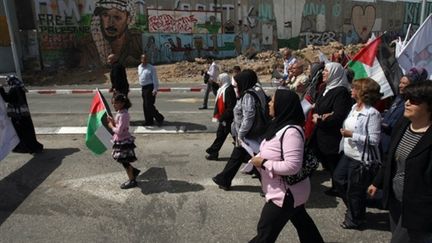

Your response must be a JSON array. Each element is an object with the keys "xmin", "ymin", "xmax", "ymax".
[{"xmin": 108, "ymin": 93, "xmax": 140, "ymax": 189}]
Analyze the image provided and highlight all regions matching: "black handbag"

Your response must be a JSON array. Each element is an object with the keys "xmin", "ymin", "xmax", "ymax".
[
  {"xmin": 280, "ymin": 126, "xmax": 319, "ymax": 185},
  {"xmin": 356, "ymin": 115, "xmax": 382, "ymax": 184}
]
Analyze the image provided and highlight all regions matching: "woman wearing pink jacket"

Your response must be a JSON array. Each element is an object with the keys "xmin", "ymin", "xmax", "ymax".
[{"xmin": 249, "ymin": 89, "xmax": 323, "ymax": 243}]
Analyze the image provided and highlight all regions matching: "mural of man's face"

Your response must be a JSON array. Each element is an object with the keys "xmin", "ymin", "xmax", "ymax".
[{"xmin": 100, "ymin": 8, "xmax": 131, "ymax": 39}]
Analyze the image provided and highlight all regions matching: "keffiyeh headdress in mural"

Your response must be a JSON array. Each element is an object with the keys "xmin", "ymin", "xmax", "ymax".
[{"xmin": 91, "ymin": 0, "xmax": 137, "ymax": 64}]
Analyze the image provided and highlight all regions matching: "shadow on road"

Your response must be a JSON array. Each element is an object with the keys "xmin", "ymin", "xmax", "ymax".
[
  {"xmin": 0, "ymin": 148, "xmax": 79, "ymax": 226},
  {"xmin": 307, "ymin": 169, "xmax": 339, "ymax": 209},
  {"xmin": 131, "ymin": 120, "xmax": 208, "ymax": 131},
  {"xmin": 365, "ymin": 212, "xmax": 390, "ymax": 232},
  {"xmin": 137, "ymin": 167, "xmax": 204, "ymax": 194},
  {"xmin": 229, "ymin": 185, "xmax": 262, "ymax": 193}
]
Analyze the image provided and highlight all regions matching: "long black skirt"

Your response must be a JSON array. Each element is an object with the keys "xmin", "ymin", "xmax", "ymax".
[{"xmin": 11, "ymin": 116, "xmax": 43, "ymax": 154}]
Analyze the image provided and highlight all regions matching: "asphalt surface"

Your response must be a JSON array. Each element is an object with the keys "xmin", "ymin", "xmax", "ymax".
[{"xmin": 0, "ymin": 89, "xmax": 392, "ymax": 242}]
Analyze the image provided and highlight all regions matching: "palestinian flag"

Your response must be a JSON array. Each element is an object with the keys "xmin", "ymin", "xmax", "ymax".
[
  {"xmin": 348, "ymin": 36, "xmax": 394, "ymax": 98},
  {"xmin": 85, "ymin": 90, "xmax": 113, "ymax": 155}
]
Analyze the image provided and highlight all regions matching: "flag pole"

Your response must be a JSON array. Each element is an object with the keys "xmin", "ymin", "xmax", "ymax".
[{"xmin": 420, "ymin": 0, "xmax": 427, "ymax": 24}]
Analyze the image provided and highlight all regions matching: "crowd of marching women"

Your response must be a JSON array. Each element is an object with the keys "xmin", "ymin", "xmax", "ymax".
[{"xmin": 205, "ymin": 48, "xmax": 432, "ymax": 243}]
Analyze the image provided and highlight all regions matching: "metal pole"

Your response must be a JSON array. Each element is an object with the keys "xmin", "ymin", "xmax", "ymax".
[
  {"xmin": 420, "ymin": 0, "xmax": 427, "ymax": 24},
  {"xmin": 2, "ymin": 0, "xmax": 21, "ymax": 80}
]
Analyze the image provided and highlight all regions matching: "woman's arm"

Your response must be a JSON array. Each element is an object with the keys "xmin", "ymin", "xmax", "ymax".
[
  {"xmin": 238, "ymin": 93, "xmax": 256, "ymax": 140},
  {"xmin": 262, "ymin": 128, "xmax": 304, "ymax": 176},
  {"xmin": 352, "ymin": 111, "xmax": 382, "ymax": 146},
  {"xmin": 316, "ymin": 88, "xmax": 351, "ymax": 129}
]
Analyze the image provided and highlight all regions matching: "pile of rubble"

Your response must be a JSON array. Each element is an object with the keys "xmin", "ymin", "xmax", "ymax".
[{"xmin": 21, "ymin": 41, "xmax": 364, "ymax": 86}]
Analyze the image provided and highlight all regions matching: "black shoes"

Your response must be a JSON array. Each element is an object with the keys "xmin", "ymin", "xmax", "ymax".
[
  {"xmin": 120, "ymin": 180, "xmax": 137, "ymax": 189},
  {"xmin": 198, "ymin": 106, "xmax": 208, "ymax": 110},
  {"xmin": 212, "ymin": 176, "xmax": 230, "ymax": 191},
  {"xmin": 324, "ymin": 188, "xmax": 340, "ymax": 197},
  {"xmin": 133, "ymin": 168, "xmax": 141, "ymax": 179},
  {"xmin": 340, "ymin": 221, "xmax": 363, "ymax": 230},
  {"xmin": 205, "ymin": 154, "xmax": 219, "ymax": 160}
]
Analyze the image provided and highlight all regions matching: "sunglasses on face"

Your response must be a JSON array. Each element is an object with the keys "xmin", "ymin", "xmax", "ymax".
[{"xmin": 402, "ymin": 94, "xmax": 423, "ymax": 105}]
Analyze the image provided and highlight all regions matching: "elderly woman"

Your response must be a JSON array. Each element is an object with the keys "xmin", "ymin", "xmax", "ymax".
[
  {"xmin": 212, "ymin": 69, "xmax": 267, "ymax": 190},
  {"xmin": 310, "ymin": 62, "xmax": 352, "ymax": 196},
  {"xmin": 249, "ymin": 89, "xmax": 323, "ymax": 243},
  {"xmin": 205, "ymin": 73, "xmax": 236, "ymax": 160},
  {"xmin": 0, "ymin": 76, "xmax": 43, "ymax": 154},
  {"xmin": 381, "ymin": 67, "xmax": 429, "ymax": 156},
  {"xmin": 369, "ymin": 81, "xmax": 432, "ymax": 243},
  {"xmin": 333, "ymin": 78, "xmax": 383, "ymax": 229}
]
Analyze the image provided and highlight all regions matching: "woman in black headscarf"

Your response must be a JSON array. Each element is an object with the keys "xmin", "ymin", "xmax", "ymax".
[
  {"xmin": 249, "ymin": 89, "xmax": 323, "ymax": 243},
  {"xmin": 0, "ymin": 76, "xmax": 43, "ymax": 154},
  {"xmin": 212, "ymin": 69, "xmax": 268, "ymax": 190}
]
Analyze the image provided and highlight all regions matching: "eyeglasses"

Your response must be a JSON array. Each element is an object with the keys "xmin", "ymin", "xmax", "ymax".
[{"xmin": 403, "ymin": 95, "xmax": 423, "ymax": 105}]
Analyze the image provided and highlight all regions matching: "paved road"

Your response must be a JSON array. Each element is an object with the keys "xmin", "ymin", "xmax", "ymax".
[
  {"xmin": 1, "ymin": 90, "xmax": 392, "ymax": 242},
  {"xmin": 1, "ymin": 134, "xmax": 391, "ymax": 243}
]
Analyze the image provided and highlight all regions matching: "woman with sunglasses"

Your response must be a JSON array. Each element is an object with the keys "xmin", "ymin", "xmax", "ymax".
[
  {"xmin": 381, "ymin": 67, "xmax": 428, "ymax": 158},
  {"xmin": 368, "ymin": 81, "xmax": 432, "ymax": 243}
]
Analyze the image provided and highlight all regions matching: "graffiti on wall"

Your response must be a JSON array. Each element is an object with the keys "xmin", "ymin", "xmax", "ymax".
[
  {"xmin": 33, "ymin": 0, "xmax": 147, "ymax": 68},
  {"xmin": 148, "ymin": 9, "xmax": 222, "ymax": 34},
  {"xmin": 30, "ymin": 0, "xmax": 277, "ymax": 68},
  {"xmin": 294, "ymin": 0, "xmax": 432, "ymax": 48}
]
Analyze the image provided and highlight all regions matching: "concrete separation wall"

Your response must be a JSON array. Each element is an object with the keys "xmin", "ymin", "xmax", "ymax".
[{"xmin": 5, "ymin": 0, "xmax": 432, "ymax": 71}]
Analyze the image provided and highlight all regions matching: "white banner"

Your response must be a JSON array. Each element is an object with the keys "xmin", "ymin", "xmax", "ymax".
[
  {"xmin": 397, "ymin": 14, "xmax": 432, "ymax": 79},
  {"xmin": 0, "ymin": 95, "xmax": 19, "ymax": 161}
]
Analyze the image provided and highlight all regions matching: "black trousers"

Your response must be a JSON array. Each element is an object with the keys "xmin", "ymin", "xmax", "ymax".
[
  {"xmin": 202, "ymin": 81, "xmax": 219, "ymax": 107},
  {"xmin": 314, "ymin": 148, "xmax": 341, "ymax": 188},
  {"xmin": 214, "ymin": 146, "xmax": 250, "ymax": 187},
  {"xmin": 333, "ymin": 155, "xmax": 368, "ymax": 226},
  {"xmin": 206, "ymin": 122, "xmax": 232, "ymax": 155},
  {"xmin": 250, "ymin": 192, "xmax": 324, "ymax": 243},
  {"xmin": 141, "ymin": 84, "xmax": 164, "ymax": 125}
]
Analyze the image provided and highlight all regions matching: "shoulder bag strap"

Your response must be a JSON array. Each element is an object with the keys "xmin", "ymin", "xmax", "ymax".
[{"xmin": 280, "ymin": 126, "xmax": 305, "ymax": 160}]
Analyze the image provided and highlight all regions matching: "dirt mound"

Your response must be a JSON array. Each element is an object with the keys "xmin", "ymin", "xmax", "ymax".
[{"xmin": 22, "ymin": 41, "xmax": 364, "ymax": 86}]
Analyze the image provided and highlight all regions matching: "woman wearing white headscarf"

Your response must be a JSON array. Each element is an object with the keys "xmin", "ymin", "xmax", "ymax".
[
  {"xmin": 205, "ymin": 73, "xmax": 237, "ymax": 160},
  {"xmin": 310, "ymin": 62, "xmax": 351, "ymax": 196}
]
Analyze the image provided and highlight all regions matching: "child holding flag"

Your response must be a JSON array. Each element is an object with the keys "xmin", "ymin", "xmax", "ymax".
[{"xmin": 107, "ymin": 93, "xmax": 140, "ymax": 189}]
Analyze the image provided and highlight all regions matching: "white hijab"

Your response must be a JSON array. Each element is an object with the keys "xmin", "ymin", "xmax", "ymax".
[
  {"xmin": 216, "ymin": 73, "xmax": 231, "ymax": 102},
  {"xmin": 323, "ymin": 62, "xmax": 350, "ymax": 96}
]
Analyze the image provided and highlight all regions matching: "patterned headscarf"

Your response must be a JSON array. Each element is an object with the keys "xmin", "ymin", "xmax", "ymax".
[{"xmin": 91, "ymin": 0, "xmax": 136, "ymax": 64}]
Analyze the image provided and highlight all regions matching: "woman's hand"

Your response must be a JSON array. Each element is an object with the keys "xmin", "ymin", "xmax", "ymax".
[
  {"xmin": 250, "ymin": 156, "xmax": 265, "ymax": 168},
  {"xmin": 322, "ymin": 112, "xmax": 334, "ymax": 121},
  {"xmin": 340, "ymin": 128, "xmax": 353, "ymax": 137},
  {"xmin": 312, "ymin": 113, "xmax": 320, "ymax": 124},
  {"xmin": 367, "ymin": 184, "xmax": 377, "ymax": 197}
]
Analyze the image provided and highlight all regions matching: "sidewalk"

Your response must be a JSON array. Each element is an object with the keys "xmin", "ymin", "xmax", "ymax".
[{"xmin": 25, "ymin": 83, "xmax": 276, "ymax": 95}]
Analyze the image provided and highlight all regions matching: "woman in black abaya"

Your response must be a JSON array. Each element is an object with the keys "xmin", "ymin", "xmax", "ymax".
[{"xmin": 0, "ymin": 75, "xmax": 43, "ymax": 154}]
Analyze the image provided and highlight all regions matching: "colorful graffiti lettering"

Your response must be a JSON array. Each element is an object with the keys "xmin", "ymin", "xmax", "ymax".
[
  {"xmin": 149, "ymin": 14, "xmax": 198, "ymax": 33},
  {"xmin": 303, "ymin": 3, "xmax": 326, "ymax": 16},
  {"xmin": 299, "ymin": 31, "xmax": 336, "ymax": 46}
]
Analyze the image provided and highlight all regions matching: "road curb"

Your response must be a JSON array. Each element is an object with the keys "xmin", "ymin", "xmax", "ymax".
[
  {"xmin": 35, "ymin": 126, "xmax": 215, "ymax": 135},
  {"xmin": 28, "ymin": 87, "xmax": 205, "ymax": 95},
  {"xmin": 28, "ymin": 86, "xmax": 276, "ymax": 95}
]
